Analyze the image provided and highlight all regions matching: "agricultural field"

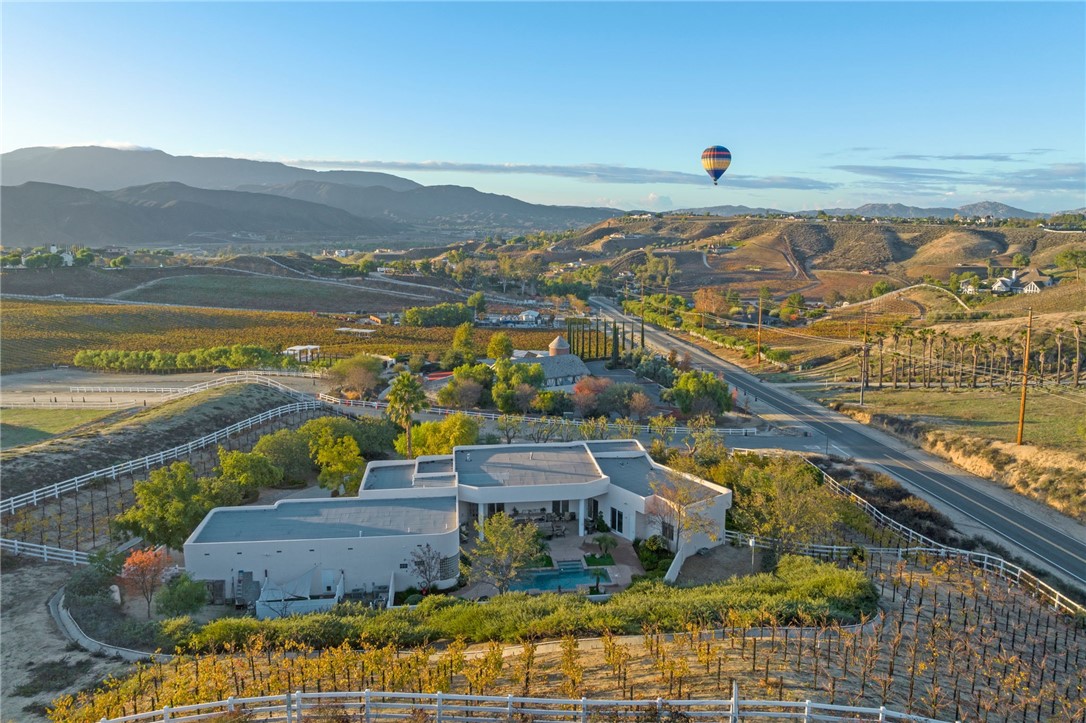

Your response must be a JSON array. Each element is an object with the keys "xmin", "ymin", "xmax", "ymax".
[
  {"xmin": 0, "ymin": 300, "xmax": 561, "ymax": 373},
  {"xmin": 109, "ymin": 273, "xmax": 453, "ymax": 312},
  {"xmin": 47, "ymin": 552, "xmax": 1086, "ymax": 723},
  {"xmin": 0, "ymin": 408, "xmax": 119, "ymax": 450}
]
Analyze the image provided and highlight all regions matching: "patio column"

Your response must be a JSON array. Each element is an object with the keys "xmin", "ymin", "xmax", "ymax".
[
  {"xmin": 578, "ymin": 498, "xmax": 586, "ymax": 537},
  {"xmin": 478, "ymin": 504, "xmax": 487, "ymax": 541}
]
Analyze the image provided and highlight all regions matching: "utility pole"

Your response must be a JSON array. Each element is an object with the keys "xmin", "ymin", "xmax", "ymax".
[
  {"xmin": 1016, "ymin": 308, "xmax": 1033, "ymax": 445},
  {"xmin": 756, "ymin": 296, "xmax": 763, "ymax": 369},
  {"xmin": 860, "ymin": 311, "xmax": 869, "ymax": 405}
]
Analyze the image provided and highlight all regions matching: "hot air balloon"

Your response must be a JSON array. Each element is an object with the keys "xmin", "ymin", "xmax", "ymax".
[{"xmin": 701, "ymin": 145, "xmax": 732, "ymax": 185}]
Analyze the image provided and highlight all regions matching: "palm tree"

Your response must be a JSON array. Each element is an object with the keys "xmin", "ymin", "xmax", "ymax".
[
  {"xmin": 873, "ymin": 331, "xmax": 887, "ymax": 389},
  {"xmin": 904, "ymin": 329, "xmax": 916, "ymax": 390},
  {"xmin": 936, "ymin": 331, "xmax": 950, "ymax": 390},
  {"xmin": 1001, "ymin": 336, "xmax": 1016, "ymax": 388},
  {"xmin": 386, "ymin": 372, "xmax": 428, "ymax": 459},
  {"xmin": 986, "ymin": 336, "xmax": 999, "ymax": 388},
  {"xmin": 890, "ymin": 323, "xmax": 904, "ymax": 390},
  {"xmin": 1073, "ymin": 320, "xmax": 1082, "ymax": 388},
  {"xmin": 968, "ymin": 332, "xmax": 984, "ymax": 388},
  {"xmin": 917, "ymin": 329, "xmax": 934, "ymax": 388},
  {"xmin": 1053, "ymin": 328, "xmax": 1065, "ymax": 385}
]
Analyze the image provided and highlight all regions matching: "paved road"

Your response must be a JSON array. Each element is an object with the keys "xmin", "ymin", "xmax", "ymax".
[{"xmin": 592, "ymin": 298, "xmax": 1086, "ymax": 588}]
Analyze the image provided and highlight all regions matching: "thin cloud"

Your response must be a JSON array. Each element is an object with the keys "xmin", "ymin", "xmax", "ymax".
[
  {"xmin": 835, "ymin": 162, "xmax": 1085, "ymax": 198},
  {"xmin": 832, "ymin": 165, "xmax": 969, "ymax": 181},
  {"xmin": 293, "ymin": 158, "xmax": 836, "ymax": 190},
  {"xmin": 888, "ymin": 153, "xmax": 1020, "ymax": 162}
]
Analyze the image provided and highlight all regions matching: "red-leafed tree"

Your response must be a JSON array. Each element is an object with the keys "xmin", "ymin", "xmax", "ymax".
[{"xmin": 122, "ymin": 547, "xmax": 171, "ymax": 619}]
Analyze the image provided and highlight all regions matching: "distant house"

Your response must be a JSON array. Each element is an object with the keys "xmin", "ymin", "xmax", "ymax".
[
  {"xmin": 958, "ymin": 279, "xmax": 976, "ymax": 295},
  {"xmin": 1015, "ymin": 269, "xmax": 1052, "ymax": 295},
  {"xmin": 992, "ymin": 269, "xmax": 1053, "ymax": 295},
  {"xmin": 518, "ymin": 310, "xmax": 541, "ymax": 324}
]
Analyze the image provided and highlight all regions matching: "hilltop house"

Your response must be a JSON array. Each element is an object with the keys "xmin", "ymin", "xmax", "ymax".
[
  {"xmin": 992, "ymin": 269, "xmax": 1053, "ymax": 295},
  {"xmin": 183, "ymin": 439, "xmax": 732, "ymax": 617}
]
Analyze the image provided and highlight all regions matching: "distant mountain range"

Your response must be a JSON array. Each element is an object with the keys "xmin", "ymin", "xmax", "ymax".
[
  {"xmin": 1, "ymin": 146, "xmax": 1061, "ymax": 246},
  {"xmin": 680, "ymin": 201, "xmax": 1045, "ymax": 220},
  {"xmin": 1, "ymin": 146, "xmax": 422, "ymax": 192},
  {"xmin": 0, "ymin": 181, "xmax": 402, "ymax": 245},
  {"xmin": 1, "ymin": 146, "xmax": 620, "ymax": 241}
]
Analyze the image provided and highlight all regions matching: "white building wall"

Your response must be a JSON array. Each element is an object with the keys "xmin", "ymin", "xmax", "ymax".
[{"xmin": 184, "ymin": 528, "xmax": 459, "ymax": 598}]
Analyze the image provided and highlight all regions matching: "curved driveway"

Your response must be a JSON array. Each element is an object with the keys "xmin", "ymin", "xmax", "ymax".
[{"xmin": 592, "ymin": 298, "xmax": 1086, "ymax": 588}]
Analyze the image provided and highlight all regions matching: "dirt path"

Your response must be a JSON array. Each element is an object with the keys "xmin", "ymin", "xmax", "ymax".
[{"xmin": 0, "ymin": 559, "xmax": 130, "ymax": 723}]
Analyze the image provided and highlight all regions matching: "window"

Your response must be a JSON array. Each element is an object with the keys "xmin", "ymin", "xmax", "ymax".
[
  {"xmin": 439, "ymin": 554, "xmax": 459, "ymax": 579},
  {"xmin": 486, "ymin": 502, "xmax": 505, "ymax": 517},
  {"xmin": 610, "ymin": 507, "xmax": 624, "ymax": 534},
  {"xmin": 661, "ymin": 521, "xmax": 675, "ymax": 542},
  {"xmin": 399, "ymin": 563, "xmax": 409, "ymax": 569},
  {"xmin": 552, "ymin": 500, "xmax": 570, "ymax": 515}
]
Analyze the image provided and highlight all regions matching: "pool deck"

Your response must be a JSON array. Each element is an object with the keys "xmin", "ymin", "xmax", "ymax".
[{"xmin": 458, "ymin": 525, "xmax": 643, "ymax": 600}]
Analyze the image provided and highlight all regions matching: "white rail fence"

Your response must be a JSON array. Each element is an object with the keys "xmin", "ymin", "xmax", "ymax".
[
  {"xmin": 0, "ymin": 538, "xmax": 90, "ymax": 565},
  {"xmin": 0, "ymin": 400, "xmax": 324, "ymax": 516},
  {"xmin": 93, "ymin": 688, "xmax": 953, "ymax": 723}
]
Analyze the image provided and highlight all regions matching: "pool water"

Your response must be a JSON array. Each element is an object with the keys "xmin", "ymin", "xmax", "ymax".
[{"xmin": 509, "ymin": 565, "xmax": 611, "ymax": 592}]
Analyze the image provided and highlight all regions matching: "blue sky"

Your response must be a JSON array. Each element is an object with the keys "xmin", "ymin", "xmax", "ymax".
[{"xmin": 3, "ymin": 2, "xmax": 1084, "ymax": 213}]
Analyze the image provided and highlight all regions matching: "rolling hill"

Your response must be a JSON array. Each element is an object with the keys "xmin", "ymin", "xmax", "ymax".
[
  {"xmin": 0, "ymin": 181, "xmax": 403, "ymax": 244},
  {"xmin": 238, "ymin": 180, "xmax": 619, "ymax": 230}
]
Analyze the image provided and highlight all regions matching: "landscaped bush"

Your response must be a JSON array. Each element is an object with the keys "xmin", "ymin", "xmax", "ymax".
[{"xmin": 169, "ymin": 555, "xmax": 876, "ymax": 652}]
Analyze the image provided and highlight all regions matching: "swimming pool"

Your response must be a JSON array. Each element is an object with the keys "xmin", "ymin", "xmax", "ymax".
[{"xmin": 509, "ymin": 565, "xmax": 611, "ymax": 592}]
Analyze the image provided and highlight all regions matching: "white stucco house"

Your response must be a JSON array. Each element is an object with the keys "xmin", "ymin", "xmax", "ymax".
[{"xmin": 183, "ymin": 440, "xmax": 731, "ymax": 616}]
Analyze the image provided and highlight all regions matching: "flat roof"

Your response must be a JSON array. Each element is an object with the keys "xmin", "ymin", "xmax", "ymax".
[
  {"xmin": 191, "ymin": 497, "xmax": 457, "ymax": 543},
  {"xmin": 596, "ymin": 455, "xmax": 715, "ymax": 501},
  {"xmin": 586, "ymin": 439, "xmax": 644, "ymax": 454},
  {"xmin": 417, "ymin": 457, "xmax": 454, "ymax": 475},
  {"xmin": 454, "ymin": 445, "xmax": 603, "ymax": 488},
  {"xmin": 363, "ymin": 464, "xmax": 416, "ymax": 490}
]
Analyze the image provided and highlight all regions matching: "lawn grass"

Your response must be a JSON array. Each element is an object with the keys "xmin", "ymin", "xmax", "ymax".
[
  {"xmin": 0, "ymin": 408, "xmax": 119, "ymax": 450},
  {"xmin": 584, "ymin": 553, "xmax": 614, "ymax": 566}
]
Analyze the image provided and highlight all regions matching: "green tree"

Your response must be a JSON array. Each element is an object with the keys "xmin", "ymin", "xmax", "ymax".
[
  {"xmin": 1055, "ymin": 248, "xmax": 1086, "ymax": 280},
  {"xmin": 386, "ymin": 372, "xmax": 428, "ymax": 458},
  {"xmin": 467, "ymin": 291, "xmax": 487, "ymax": 316},
  {"xmin": 733, "ymin": 458, "xmax": 837, "ymax": 551},
  {"xmin": 216, "ymin": 447, "xmax": 283, "ymax": 496},
  {"xmin": 328, "ymin": 354, "xmax": 386, "ymax": 398},
  {"xmin": 496, "ymin": 415, "xmax": 522, "ymax": 443},
  {"xmin": 252, "ymin": 429, "xmax": 313, "ymax": 483},
  {"xmin": 156, "ymin": 572, "xmax": 209, "ymax": 616},
  {"xmin": 594, "ymin": 533, "xmax": 617, "ymax": 557},
  {"xmin": 109, "ymin": 255, "xmax": 131, "ymax": 268},
  {"xmin": 115, "ymin": 462, "xmax": 219, "ymax": 551},
  {"xmin": 869, "ymin": 280, "xmax": 896, "ymax": 298},
  {"xmin": 486, "ymin": 332, "xmax": 514, "ymax": 360},
  {"xmin": 469, "ymin": 513, "xmax": 544, "ymax": 594},
  {"xmin": 311, "ymin": 431, "xmax": 367, "ymax": 494},
  {"xmin": 395, "ymin": 412, "xmax": 479, "ymax": 457},
  {"xmin": 452, "ymin": 322, "xmax": 477, "ymax": 361},
  {"xmin": 667, "ymin": 370, "xmax": 730, "ymax": 416}
]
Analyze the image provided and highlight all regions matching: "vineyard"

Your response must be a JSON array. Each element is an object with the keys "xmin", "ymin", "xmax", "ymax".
[
  {"xmin": 0, "ymin": 300, "xmax": 561, "ymax": 373},
  {"xmin": 49, "ymin": 551, "xmax": 1086, "ymax": 723}
]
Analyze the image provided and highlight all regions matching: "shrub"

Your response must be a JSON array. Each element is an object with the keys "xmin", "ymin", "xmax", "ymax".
[{"xmin": 156, "ymin": 573, "xmax": 209, "ymax": 616}]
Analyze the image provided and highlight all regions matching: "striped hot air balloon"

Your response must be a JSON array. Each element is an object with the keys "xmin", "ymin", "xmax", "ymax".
[{"xmin": 701, "ymin": 145, "xmax": 732, "ymax": 185}]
